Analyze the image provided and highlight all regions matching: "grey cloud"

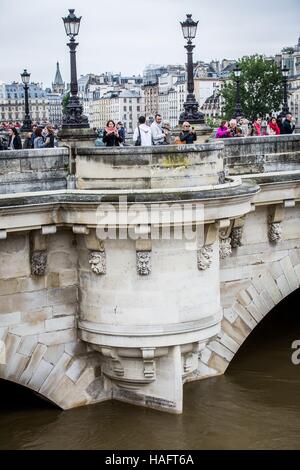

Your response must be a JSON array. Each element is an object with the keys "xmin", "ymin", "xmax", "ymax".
[{"xmin": 0, "ymin": 0, "xmax": 299, "ymax": 87}]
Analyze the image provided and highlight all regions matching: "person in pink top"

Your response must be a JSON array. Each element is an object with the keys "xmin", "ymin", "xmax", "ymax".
[{"xmin": 216, "ymin": 121, "xmax": 231, "ymax": 138}]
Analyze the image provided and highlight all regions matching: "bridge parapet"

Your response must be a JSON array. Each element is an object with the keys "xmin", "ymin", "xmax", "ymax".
[
  {"xmin": 223, "ymin": 134, "xmax": 300, "ymax": 175},
  {"xmin": 75, "ymin": 143, "xmax": 224, "ymax": 190},
  {"xmin": 0, "ymin": 148, "xmax": 69, "ymax": 194},
  {"xmin": 0, "ymin": 135, "xmax": 299, "ymax": 195}
]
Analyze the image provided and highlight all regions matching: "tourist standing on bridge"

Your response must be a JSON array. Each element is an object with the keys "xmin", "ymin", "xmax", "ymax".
[
  {"xmin": 117, "ymin": 121, "xmax": 126, "ymax": 145},
  {"xmin": 0, "ymin": 136, "xmax": 6, "ymax": 151},
  {"xmin": 23, "ymin": 132, "xmax": 33, "ymax": 149},
  {"xmin": 43, "ymin": 126, "xmax": 55, "ymax": 148},
  {"xmin": 7, "ymin": 127, "xmax": 22, "ymax": 150},
  {"xmin": 281, "ymin": 114, "xmax": 295, "ymax": 134},
  {"xmin": 33, "ymin": 127, "xmax": 45, "ymax": 148},
  {"xmin": 162, "ymin": 121, "xmax": 172, "ymax": 144},
  {"xmin": 151, "ymin": 114, "xmax": 165, "ymax": 145},
  {"xmin": 239, "ymin": 118, "xmax": 250, "ymax": 137},
  {"xmin": 133, "ymin": 116, "xmax": 152, "ymax": 147},
  {"xmin": 251, "ymin": 117, "xmax": 262, "ymax": 136},
  {"xmin": 267, "ymin": 117, "xmax": 281, "ymax": 135},
  {"xmin": 179, "ymin": 122, "xmax": 197, "ymax": 144},
  {"xmin": 30, "ymin": 124, "xmax": 38, "ymax": 148},
  {"xmin": 228, "ymin": 119, "xmax": 242, "ymax": 137},
  {"xmin": 102, "ymin": 120, "xmax": 123, "ymax": 147},
  {"xmin": 216, "ymin": 121, "xmax": 231, "ymax": 138}
]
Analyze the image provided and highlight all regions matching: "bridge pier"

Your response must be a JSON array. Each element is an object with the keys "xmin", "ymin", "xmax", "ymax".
[{"xmin": 0, "ymin": 137, "xmax": 299, "ymax": 412}]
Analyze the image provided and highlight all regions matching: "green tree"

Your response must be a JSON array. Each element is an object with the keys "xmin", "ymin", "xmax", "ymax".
[
  {"xmin": 62, "ymin": 92, "xmax": 70, "ymax": 114},
  {"xmin": 221, "ymin": 55, "xmax": 283, "ymax": 121}
]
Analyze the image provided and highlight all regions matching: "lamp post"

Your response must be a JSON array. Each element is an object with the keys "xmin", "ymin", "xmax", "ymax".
[
  {"xmin": 281, "ymin": 65, "xmax": 290, "ymax": 117},
  {"xmin": 62, "ymin": 9, "xmax": 89, "ymax": 128},
  {"xmin": 21, "ymin": 69, "xmax": 32, "ymax": 132},
  {"xmin": 233, "ymin": 65, "xmax": 244, "ymax": 119},
  {"xmin": 179, "ymin": 14, "xmax": 204, "ymax": 125}
]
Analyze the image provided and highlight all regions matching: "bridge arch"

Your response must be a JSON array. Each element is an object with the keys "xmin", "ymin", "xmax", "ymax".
[
  {"xmin": 0, "ymin": 377, "xmax": 59, "ymax": 408},
  {"xmin": 200, "ymin": 252, "xmax": 300, "ymax": 377},
  {"xmin": 0, "ymin": 337, "xmax": 102, "ymax": 410}
]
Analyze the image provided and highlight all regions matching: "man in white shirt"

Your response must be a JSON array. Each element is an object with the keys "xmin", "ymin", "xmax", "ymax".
[
  {"xmin": 150, "ymin": 114, "xmax": 165, "ymax": 145},
  {"xmin": 133, "ymin": 116, "xmax": 152, "ymax": 146}
]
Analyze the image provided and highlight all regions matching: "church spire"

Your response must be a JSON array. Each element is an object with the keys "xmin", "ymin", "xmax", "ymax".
[{"xmin": 52, "ymin": 62, "xmax": 65, "ymax": 94}]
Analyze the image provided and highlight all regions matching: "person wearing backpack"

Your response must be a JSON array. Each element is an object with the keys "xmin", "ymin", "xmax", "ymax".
[{"xmin": 133, "ymin": 116, "xmax": 152, "ymax": 147}]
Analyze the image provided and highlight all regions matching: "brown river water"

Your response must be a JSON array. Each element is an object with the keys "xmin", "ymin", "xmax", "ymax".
[{"xmin": 0, "ymin": 289, "xmax": 299, "ymax": 450}]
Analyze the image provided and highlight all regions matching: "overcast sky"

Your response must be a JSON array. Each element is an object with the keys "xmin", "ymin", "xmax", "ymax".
[{"xmin": 0, "ymin": 0, "xmax": 299, "ymax": 88}]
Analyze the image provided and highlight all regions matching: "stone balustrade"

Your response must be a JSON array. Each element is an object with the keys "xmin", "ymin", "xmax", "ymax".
[
  {"xmin": 222, "ymin": 133, "xmax": 300, "ymax": 175},
  {"xmin": 76, "ymin": 143, "xmax": 224, "ymax": 190},
  {"xmin": 0, "ymin": 148, "xmax": 69, "ymax": 194},
  {"xmin": 0, "ymin": 135, "xmax": 299, "ymax": 195}
]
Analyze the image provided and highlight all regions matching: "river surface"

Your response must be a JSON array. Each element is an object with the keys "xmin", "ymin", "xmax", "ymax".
[{"xmin": 0, "ymin": 289, "xmax": 299, "ymax": 450}]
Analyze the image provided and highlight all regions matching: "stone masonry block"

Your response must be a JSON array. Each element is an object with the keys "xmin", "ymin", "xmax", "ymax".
[
  {"xmin": 44, "ymin": 316, "xmax": 75, "ymax": 332},
  {"xmin": 280, "ymin": 256, "xmax": 299, "ymax": 291},
  {"xmin": 219, "ymin": 332, "xmax": 240, "ymax": 354},
  {"xmin": 221, "ymin": 317, "xmax": 251, "ymax": 345},
  {"xmin": 28, "ymin": 359, "xmax": 54, "ymax": 392},
  {"xmin": 276, "ymin": 274, "xmax": 292, "ymax": 298},
  {"xmin": 47, "ymin": 286, "xmax": 78, "ymax": 306},
  {"xmin": 39, "ymin": 352, "xmax": 72, "ymax": 397},
  {"xmin": 245, "ymin": 302, "xmax": 264, "ymax": 322},
  {"xmin": 232, "ymin": 301, "xmax": 258, "ymax": 330},
  {"xmin": 19, "ymin": 344, "xmax": 47, "ymax": 385},
  {"xmin": 207, "ymin": 341, "xmax": 235, "ymax": 362},
  {"xmin": 66, "ymin": 357, "xmax": 87, "ymax": 383},
  {"xmin": 5, "ymin": 353, "xmax": 30, "ymax": 381},
  {"xmin": 0, "ymin": 312, "xmax": 21, "ymax": 327},
  {"xmin": 52, "ymin": 303, "xmax": 77, "ymax": 317},
  {"xmin": 199, "ymin": 347, "xmax": 212, "ymax": 365},
  {"xmin": 17, "ymin": 335, "xmax": 38, "ymax": 356},
  {"xmin": 208, "ymin": 353, "xmax": 229, "ymax": 374},
  {"xmin": 22, "ymin": 307, "xmax": 52, "ymax": 323},
  {"xmin": 9, "ymin": 321, "xmax": 45, "ymax": 337},
  {"xmin": 38, "ymin": 329, "xmax": 77, "ymax": 346}
]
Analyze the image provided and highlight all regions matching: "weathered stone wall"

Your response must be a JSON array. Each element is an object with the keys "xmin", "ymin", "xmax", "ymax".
[
  {"xmin": 0, "ymin": 229, "xmax": 108, "ymax": 409},
  {"xmin": 198, "ymin": 203, "xmax": 300, "ymax": 378},
  {"xmin": 223, "ymin": 134, "xmax": 300, "ymax": 175},
  {"xmin": 0, "ymin": 148, "xmax": 69, "ymax": 194},
  {"xmin": 0, "ymin": 137, "xmax": 298, "ymax": 413},
  {"xmin": 76, "ymin": 143, "xmax": 224, "ymax": 190}
]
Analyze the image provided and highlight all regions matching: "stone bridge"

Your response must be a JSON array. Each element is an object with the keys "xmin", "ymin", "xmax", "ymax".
[{"xmin": 0, "ymin": 134, "xmax": 299, "ymax": 413}]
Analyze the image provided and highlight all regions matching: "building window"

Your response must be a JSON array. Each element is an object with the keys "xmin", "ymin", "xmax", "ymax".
[{"xmin": 124, "ymin": 106, "xmax": 127, "ymax": 111}]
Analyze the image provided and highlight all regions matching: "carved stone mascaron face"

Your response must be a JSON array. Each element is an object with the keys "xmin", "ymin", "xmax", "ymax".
[{"xmin": 136, "ymin": 251, "xmax": 151, "ymax": 276}]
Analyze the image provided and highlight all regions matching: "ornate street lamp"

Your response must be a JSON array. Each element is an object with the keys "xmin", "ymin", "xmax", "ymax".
[
  {"xmin": 233, "ymin": 65, "xmax": 244, "ymax": 119},
  {"xmin": 62, "ymin": 9, "xmax": 89, "ymax": 128},
  {"xmin": 20, "ymin": 69, "xmax": 32, "ymax": 132},
  {"xmin": 179, "ymin": 14, "xmax": 204, "ymax": 125},
  {"xmin": 281, "ymin": 65, "xmax": 290, "ymax": 117}
]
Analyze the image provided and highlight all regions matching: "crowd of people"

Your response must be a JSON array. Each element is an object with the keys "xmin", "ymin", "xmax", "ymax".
[
  {"xmin": 0, "ymin": 121, "xmax": 57, "ymax": 151},
  {"xmin": 215, "ymin": 113, "xmax": 295, "ymax": 139},
  {"xmin": 101, "ymin": 114, "xmax": 198, "ymax": 147},
  {"xmin": 0, "ymin": 112, "xmax": 297, "ymax": 151}
]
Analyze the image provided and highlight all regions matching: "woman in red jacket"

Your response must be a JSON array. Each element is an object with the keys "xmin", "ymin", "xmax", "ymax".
[{"xmin": 267, "ymin": 117, "xmax": 281, "ymax": 135}]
